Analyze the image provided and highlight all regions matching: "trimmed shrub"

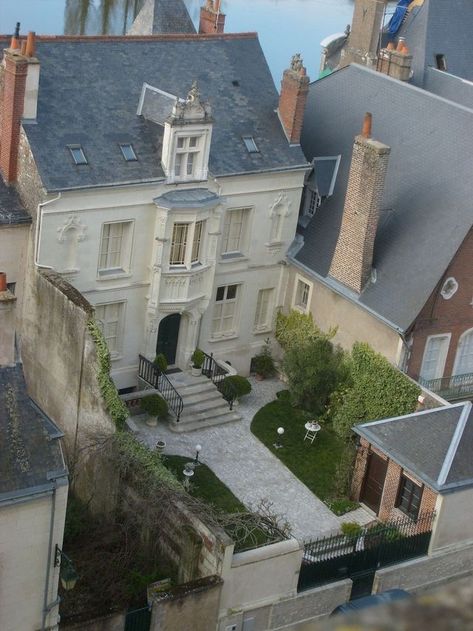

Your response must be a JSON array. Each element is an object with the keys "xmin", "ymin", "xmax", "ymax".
[
  {"xmin": 332, "ymin": 342, "xmax": 420, "ymax": 439},
  {"xmin": 153, "ymin": 353, "xmax": 168, "ymax": 373},
  {"xmin": 341, "ymin": 522, "xmax": 363, "ymax": 537},
  {"xmin": 275, "ymin": 389, "xmax": 291, "ymax": 403},
  {"xmin": 275, "ymin": 309, "xmax": 336, "ymax": 352},
  {"xmin": 252, "ymin": 339, "xmax": 276, "ymax": 378},
  {"xmin": 140, "ymin": 394, "xmax": 168, "ymax": 418},
  {"xmin": 222, "ymin": 375, "xmax": 252, "ymax": 399},
  {"xmin": 191, "ymin": 348, "xmax": 205, "ymax": 369}
]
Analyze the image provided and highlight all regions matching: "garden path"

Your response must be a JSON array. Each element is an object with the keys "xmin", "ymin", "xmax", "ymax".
[{"xmin": 131, "ymin": 376, "xmax": 372, "ymax": 541}]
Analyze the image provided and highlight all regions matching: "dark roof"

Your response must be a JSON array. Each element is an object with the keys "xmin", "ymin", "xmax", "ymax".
[
  {"xmin": 397, "ymin": 0, "xmax": 473, "ymax": 86},
  {"xmin": 423, "ymin": 67, "xmax": 473, "ymax": 109},
  {"xmin": 0, "ymin": 180, "xmax": 31, "ymax": 226},
  {"xmin": 354, "ymin": 402, "xmax": 473, "ymax": 493},
  {"xmin": 18, "ymin": 35, "xmax": 306, "ymax": 191},
  {"xmin": 154, "ymin": 188, "xmax": 220, "ymax": 209},
  {"xmin": 293, "ymin": 64, "xmax": 473, "ymax": 332},
  {"xmin": 0, "ymin": 365, "xmax": 67, "ymax": 502},
  {"xmin": 151, "ymin": 0, "xmax": 196, "ymax": 34}
]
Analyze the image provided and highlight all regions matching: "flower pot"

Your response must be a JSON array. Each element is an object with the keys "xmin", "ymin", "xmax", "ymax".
[
  {"xmin": 155, "ymin": 440, "xmax": 166, "ymax": 453},
  {"xmin": 191, "ymin": 366, "xmax": 202, "ymax": 376},
  {"xmin": 146, "ymin": 415, "xmax": 158, "ymax": 427},
  {"xmin": 255, "ymin": 373, "xmax": 265, "ymax": 382}
]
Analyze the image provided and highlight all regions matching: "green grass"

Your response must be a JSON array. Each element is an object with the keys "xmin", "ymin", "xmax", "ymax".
[
  {"xmin": 163, "ymin": 455, "xmax": 245, "ymax": 514},
  {"xmin": 251, "ymin": 399, "xmax": 349, "ymax": 502}
]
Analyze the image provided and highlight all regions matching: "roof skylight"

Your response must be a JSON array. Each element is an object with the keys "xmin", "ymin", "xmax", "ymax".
[
  {"xmin": 68, "ymin": 145, "xmax": 88, "ymax": 165},
  {"xmin": 120, "ymin": 143, "xmax": 138, "ymax": 162},
  {"xmin": 242, "ymin": 136, "xmax": 259, "ymax": 153}
]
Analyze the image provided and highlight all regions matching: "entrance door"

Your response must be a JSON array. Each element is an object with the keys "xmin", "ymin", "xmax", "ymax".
[
  {"xmin": 360, "ymin": 452, "xmax": 388, "ymax": 514},
  {"xmin": 156, "ymin": 313, "xmax": 181, "ymax": 365}
]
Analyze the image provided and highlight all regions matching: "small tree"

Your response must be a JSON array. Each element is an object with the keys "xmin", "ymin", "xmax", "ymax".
[
  {"xmin": 275, "ymin": 309, "xmax": 336, "ymax": 352},
  {"xmin": 283, "ymin": 337, "xmax": 350, "ymax": 416}
]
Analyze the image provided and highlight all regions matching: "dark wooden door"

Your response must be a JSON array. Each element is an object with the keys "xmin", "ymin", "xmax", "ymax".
[
  {"xmin": 360, "ymin": 452, "xmax": 388, "ymax": 514},
  {"xmin": 156, "ymin": 313, "xmax": 181, "ymax": 365}
]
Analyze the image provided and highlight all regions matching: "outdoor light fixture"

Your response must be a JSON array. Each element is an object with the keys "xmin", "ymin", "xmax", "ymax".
[
  {"xmin": 194, "ymin": 444, "xmax": 202, "ymax": 466},
  {"xmin": 274, "ymin": 426, "xmax": 285, "ymax": 449},
  {"xmin": 54, "ymin": 545, "xmax": 79, "ymax": 591}
]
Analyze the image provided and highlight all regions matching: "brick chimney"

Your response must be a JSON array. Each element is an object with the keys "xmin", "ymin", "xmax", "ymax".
[
  {"xmin": 329, "ymin": 113, "xmax": 391, "ymax": 293},
  {"xmin": 340, "ymin": 0, "xmax": 387, "ymax": 69},
  {"xmin": 199, "ymin": 0, "xmax": 225, "ymax": 34},
  {"xmin": 377, "ymin": 39, "xmax": 413, "ymax": 81},
  {"xmin": 0, "ymin": 272, "xmax": 17, "ymax": 366},
  {"xmin": 0, "ymin": 26, "xmax": 39, "ymax": 183},
  {"xmin": 278, "ymin": 54, "xmax": 310, "ymax": 145}
]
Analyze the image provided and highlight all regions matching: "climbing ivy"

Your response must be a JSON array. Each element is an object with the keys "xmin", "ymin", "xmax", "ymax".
[
  {"xmin": 87, "ymin": 319, "xmax": 128, "ymax": 430},
  {"xmin": 275, "ymin": 309, "xmax": 336, "ymax": 352}
]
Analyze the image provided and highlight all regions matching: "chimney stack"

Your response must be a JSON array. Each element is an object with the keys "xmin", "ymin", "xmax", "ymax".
[
  {"xmin": 0, "ymin": 272, "xmax": 17, "ymax": 367},
  {"xmin": 329, "ymin": 113, "xmax": 391, "ymax": 293},
  {"xmin": 340, "ymin": 0, "xmax": 387, "ymax": 68},
  {"xmin": 199, "ymin": 0, "xmax": 226, "ymax": 34},
  {"xmin": 0, "ymin": 26, "xmax": 39, "ymax": 183},
  {"xmin": 278, "ymin": 53, "xmax": 310, "ymax": 145},
  {"xmin": 377, "ymin": 38, "xmax": 413, "ymax": 81}
]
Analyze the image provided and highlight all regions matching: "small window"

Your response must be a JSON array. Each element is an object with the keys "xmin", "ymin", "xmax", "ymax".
[
  {"xmin": 436, "ymin": 54, "xmax": 447, "ymax": 71},
  {"xmin": 222, "ymin": 208, "xmax": 250, "ymax": 256},
  {"xmin": 119, "ymin": 143, "xmax": 137, "ymax": 162},
  {"xmin": 242, "ymin": 136, "xmax": 259, "ymax": 153},
  {"xmin": 68, "ymin": 145, "xmax": 88, "ymax": 165},
  {"xmin": 440, "ymin": 277, "xmax": 458, "ymax": 300},
  {"xmin": 95, "ymin": 301, "xmax": 125, "ymax": 357},
  {"xmin": 212, "ymin": 284, "xmax": 240, "ymax": 337},
  {"xmin": 170, "ymin": 223, "xmax": 189, "ymax": 266},
  {"xmin": 307, "ymin": 190, "xmax": 321, "ymax": 217},
  {"xmin": 294, "ymin": 278, "xmax": 311, "ymax": 312},
  {"xmin": 98, "ymin": 221, "xmax": 134, "ymax": 276},
  {"xmin": 396, "ymin": 474, "xmax": 423, "ymax": 520},
  {"xmin": 254, "ymin": 288, "xmax": 274, "ymax": 331}
]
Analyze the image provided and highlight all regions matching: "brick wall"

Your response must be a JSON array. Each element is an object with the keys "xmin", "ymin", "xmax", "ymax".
[
  {"xmin": 278, "ymin": 66, "xmax": 309, "ymax": 144},
  {"xmin": 199, "ymin": 1, "xmax": 225, "ymax": 34},
  {"xmin": 407, "ymin": 228, "xmax": 473, "ymax": 381}
]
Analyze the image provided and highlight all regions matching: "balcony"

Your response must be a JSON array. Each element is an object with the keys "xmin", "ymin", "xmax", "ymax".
[
  {"xmin": 419, "ymin": 372, "xmax": 473, "ymax": 401},
  {"xmin": 160, "ymin": 265, "xmax": 212, "ymax": 305}
]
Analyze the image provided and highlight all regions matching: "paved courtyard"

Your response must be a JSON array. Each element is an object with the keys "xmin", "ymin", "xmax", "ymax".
[{"xmin": 131, "ymin": 376, "xmax": 372, "ymax": 541}]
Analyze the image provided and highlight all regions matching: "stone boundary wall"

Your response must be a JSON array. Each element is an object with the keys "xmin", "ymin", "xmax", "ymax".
[{"xmin": 60, "ymin": 611, "xmax": 126, "ymax": 631}]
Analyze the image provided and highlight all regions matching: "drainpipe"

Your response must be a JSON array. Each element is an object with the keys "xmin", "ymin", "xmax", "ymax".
[
  {"xmin": 42, "ymin": 479, "xmax": 57, "ymax": 631},
  {"xmin": 35, "ymin": 193, "xmax": 62, "ymax": 270}
]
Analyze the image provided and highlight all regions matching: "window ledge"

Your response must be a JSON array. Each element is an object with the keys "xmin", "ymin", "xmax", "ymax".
[
  {"xmin": 219, "ymin": 254, "xmax": 248, "ymax": 264},
  {"xmin": 110, "ymin": 353, "xmax": 123, "ymax": 362},
  {"xmin": 253, "ymin": 327, "xmax": 272, "ymax": 335},
  {"xmin": 208, "ymin": 333, "xmax": 239, "ymax": 343},
  {"xmin": 292, "ymin": 304, "xmax": 309, "ymax": 314},
  {"xmin": 97, "ymin": 270, "xmax": 132, "ymax": 282}
]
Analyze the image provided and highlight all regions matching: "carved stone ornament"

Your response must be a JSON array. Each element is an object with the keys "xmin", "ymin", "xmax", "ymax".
[
  {"xmin": 290, "ymin": 53, "xmax": 304, "ymax": 72},
  {"xmin": 269, "ymin": 192, "xmax": 292, "ymax": 217},
  {"xmin": 172, "ymin": 81, "xmax": 212, "ymax": 122},
  {"xmin": 57, "ymin": 216, "xmax": 87, "ymax": 242}
]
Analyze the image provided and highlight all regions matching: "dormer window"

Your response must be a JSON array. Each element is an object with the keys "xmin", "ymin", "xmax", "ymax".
[
  {"xmin": 68, "ymin": 145, "xmax": 88, "ymax": 165},
  {"xmin": 119, "ymin": 143, "xmax": 137, "ymax": 162},
  {"xmin": 174, "ymin": 135, "xmax": 201, "ymax": 178}
]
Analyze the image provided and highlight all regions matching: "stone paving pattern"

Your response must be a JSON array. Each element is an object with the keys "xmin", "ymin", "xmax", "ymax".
[{"xmin": 133, "ymin": 376, "xmax": 372, "ymax": 541}]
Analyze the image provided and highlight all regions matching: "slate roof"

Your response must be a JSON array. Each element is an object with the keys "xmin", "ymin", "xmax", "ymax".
[
  {"xmin": 0, "ymin": 180, "xmax": 31, "ymax": 226},
  {"xmin": 0, "ymin": 365, "xmax": 67, "ymax": 502},
  {"xmin": 15, "ymin": 35, "xmax": 307, "ymax": 192},
  {"xmin": 293, "ymin": 64, "xmax": 473, "ymax": 333},
  {"xmin": 423, "ymin": 67, "xmax": 473, "ymax": 109},
  {"xmin": 354, "ymin": 402, "xmax": 473, "ymax": 493},
  {"xmin": 154, "ymin": 188, "xmax": 220, "ymax": 208},
  {"xmin": 151, "ymin": 0, "xmax": 196, "ymax": 34},
  {"xmin": 396, "ymin": 0, "xmax": 473, "ymax": 86}
]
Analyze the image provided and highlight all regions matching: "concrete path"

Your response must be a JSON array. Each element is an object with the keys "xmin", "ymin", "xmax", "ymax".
[{"xmin": 132, "ymin": 376, "xmax": 372, "ymax": 541}]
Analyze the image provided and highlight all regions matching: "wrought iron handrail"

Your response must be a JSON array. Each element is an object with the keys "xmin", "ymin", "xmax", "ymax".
[
  {"xmin": 419, "ymin": 371, "xmax": 473, "ymax": 400},
  {"xmin": 201, "ymin": 351, "xmax": 237, "ymax": 410},
  {"xmin": 138, "ymin": 355, "xmax": 183, "ymax": 422}
]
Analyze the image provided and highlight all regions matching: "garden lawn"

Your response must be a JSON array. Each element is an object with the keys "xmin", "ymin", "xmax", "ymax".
[
  {"xmin": 251, "ymin": 399, "xmax": 347, "ymax": 502},
  {"xmin": 163, "ymin": 455, "xmax": 245, "ymax": 514}
]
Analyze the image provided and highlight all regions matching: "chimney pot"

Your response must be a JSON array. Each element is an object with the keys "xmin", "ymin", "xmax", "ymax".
[
  {"xmin": 0, "ymin": 272, "xmax": 7, "ymax": 292},
  {"xmin": 396, "ymin": 37, "xmax": 405, "ymax": 52},
  {"xmin": 10, "ymin": 22, "xmax": 20, "ymax": 50},
  {"xmin": 361, "ymin": 112, "xmax": 372, "ymax": 138},
  {"xmin": 386, "ymin": 41, "xmax": 395, "ymax": 51},
  {"xmin": 25, "ymin": 32, "xmax": 36, "ymax": 58},
  {"xmin": 20, "ymin": 40, "xmax": 27, "ymax": 56}
]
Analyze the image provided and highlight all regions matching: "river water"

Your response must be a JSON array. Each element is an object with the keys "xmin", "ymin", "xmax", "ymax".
[{"xmin": 0, "ymin": 0, "xmax": 358, "ymax": 82}]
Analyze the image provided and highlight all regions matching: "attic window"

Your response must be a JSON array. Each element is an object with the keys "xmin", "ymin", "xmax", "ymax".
[
  {"xmin": 436, "ymin": 54, "xmax": 447, "ymax": 72},
  {"xmin": 441, "ymin": 277, "xmax": 458, "ymax": 300},
  {"xmin": 68, "ymin": 145, "xmax": 88, "ymax": 165},
  {"xmin": 119, "ymin": 143, "xmax": 138, "ymax": 162},
  {"xmin": 242, "ymin": 136, "xmax": 259, "ymax": 153}
]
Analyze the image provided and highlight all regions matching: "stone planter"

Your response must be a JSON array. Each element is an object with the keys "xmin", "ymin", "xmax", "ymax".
[
  {"xmin": 191, "ymin": 366, "xmax": 202, "ymax": 376},
  {"xmin": 155, "ymin": 440, "xmax": 166, "ymax": 453},
  {"xmin": 146, "ymin": 415, "xmax": 158, "ymax": 427},
  {"xmin": 255, "ymin": 373, "xmax": 265, "ymax": 382}
]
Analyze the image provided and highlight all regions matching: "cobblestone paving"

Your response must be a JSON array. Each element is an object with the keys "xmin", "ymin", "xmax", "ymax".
[{"xmin": 132, "ymin": 376, "xmax": 372, "ymax": 541}]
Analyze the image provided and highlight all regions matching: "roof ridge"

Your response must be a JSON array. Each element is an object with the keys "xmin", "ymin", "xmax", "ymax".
[
  {"xmin": 437, "ymin": 401, "xmax": 472, "ymax": 486},
  {"xmin": 0, "ymin": 32, "xmax": 258, "ymax": 43},
  {"xmin": 356, "ymin": 400, "xmax": 467, "ymax": 430}
]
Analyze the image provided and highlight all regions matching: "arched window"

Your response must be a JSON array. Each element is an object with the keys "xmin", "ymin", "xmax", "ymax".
[{"xmin": 454, "ymin": 328, "xmax": 473, "ymax": 375}]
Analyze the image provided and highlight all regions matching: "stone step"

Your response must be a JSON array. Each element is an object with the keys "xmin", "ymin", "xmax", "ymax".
[
  {"xmin": 167, "ymin": 373, "xmax": 209, "ymax": 389},
  {"xmin": 180, "ymin": 390, "xmax": 223, "ymax": 406},
  {"xmin": 182, "ymin": 399, "xmax": 231, "ymax": 417},
  {"xmin": 170, "ymin": 410, "xmax": 241, "ymax": 433},
  {"xmin": 177, "ymin": 382, "xmax": 219, "ymax": 397}
]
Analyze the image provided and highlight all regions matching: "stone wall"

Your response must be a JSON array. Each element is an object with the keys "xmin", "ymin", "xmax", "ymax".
[
  {"xmin": 60, "ymin": 611, "xmax": 126, "ymax": 631},
  {"xmin": 16, "ymin": 127, "xmax": 45, "ymax": 217}
]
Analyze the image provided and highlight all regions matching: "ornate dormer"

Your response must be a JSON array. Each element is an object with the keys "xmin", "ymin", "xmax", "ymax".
[{"xmin": 162, "ymin": 82, "xmax": 213, "ymax": 183}]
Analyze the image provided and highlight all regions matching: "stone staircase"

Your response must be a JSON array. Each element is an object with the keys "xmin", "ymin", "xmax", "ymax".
[{"xmin": 166, "ymin": 371, "xmax": 241, "ymax": 432}]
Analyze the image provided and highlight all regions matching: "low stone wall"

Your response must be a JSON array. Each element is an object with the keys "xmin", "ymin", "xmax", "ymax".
[{"xmin": 60, "ymin": 611, "xmax": 125, "ymax": 631}]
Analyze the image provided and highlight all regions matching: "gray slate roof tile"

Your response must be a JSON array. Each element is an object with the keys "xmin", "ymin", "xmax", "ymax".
[{"xmin": 0, "ymin": 180, "xmax": 31, "ymax": 225}]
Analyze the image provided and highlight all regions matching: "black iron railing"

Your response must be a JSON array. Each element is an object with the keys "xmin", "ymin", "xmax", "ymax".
[
  {"xmin": 202, "ymin": 351, "xmax": 237, "ymax": 410},
  {"xmin": 138, "ymin": 355, "xmax": 183, "ymax": 422},
  {"xmin": 419, "ymin": 372, "xmax": 473, "ymax": 401},
  {"xmin": 298, "ymin": 511, "xmax": 435, "ymax": 592}
]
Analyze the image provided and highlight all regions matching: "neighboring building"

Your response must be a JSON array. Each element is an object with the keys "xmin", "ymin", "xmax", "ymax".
[
  {"xmin": 127, "ymin": 0, "xmax": 197, "ymax": 36},
  {"xmin": 351, "ymin": 401, "xmax": 473, "ymax": 551},
  {"xmin": 0, "ymin": 28, "xmax": 308, "ymax": 390},
  {"xmin": 0, "ymin": 274, "xmax": 68, "ymax": 631}
]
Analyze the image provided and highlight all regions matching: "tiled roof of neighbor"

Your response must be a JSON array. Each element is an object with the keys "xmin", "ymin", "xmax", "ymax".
[
  {"xmin": 128, "ymin": 0, "xmax": 196, "ymax": 35},
  {"xmin": 293, "ymin": 64, "xmax": 473, "ymax": 332},
  {"xmin": 423, "ymin": 67, "xmax": 473, "ymax": 109},
  {"xmin": 354, "ymin": 402, "xmax": 473, "ymax": 493},
  {"xmin": 0, "ymin": 365, "xmax": 67, "ymax": 501},
  {"xmin": 0, "ymin": 180, "xmax": 31, "ymax": 225},
  {"xmin": 15, "ymin": 35, "xmax": 306, "ymax": 191},
  {"xmin": 397, "ymin": 0, "xmax": 473, "ymax": 86}
]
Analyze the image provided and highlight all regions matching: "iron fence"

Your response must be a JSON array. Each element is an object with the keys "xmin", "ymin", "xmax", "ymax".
[
  {"xmin": 138, "ymin": 355, "xmax": 183, "ymax": 421},
  {"xmin": 202, "ymin": 351, "xmax": 237, "ymax": 409},
  {"xmin": 298, "ymin": 511, "xmax": 435, "ymax": 592},
  {"xmin": 419, "ymin": 372, "xmax": 473, "ymax": 400}
]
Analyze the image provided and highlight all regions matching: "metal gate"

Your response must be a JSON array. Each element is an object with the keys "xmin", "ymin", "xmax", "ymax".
[{"xmin": 124, "ymin": 606, "xmax": 151, "ymax": 631}]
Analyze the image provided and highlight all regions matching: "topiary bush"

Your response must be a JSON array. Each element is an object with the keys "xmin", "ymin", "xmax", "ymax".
[
  {"xmin": 191, "ymin": 348, "xmax": 205, "ymax": 369},
  {"xmin": 222, "ymin": 375, "xmax": 252, "ymax": 399},
  {"xmin": 153, "ymin": 354, "xmax": 168, "ymax": 373},
  {"xmin": 252, "ymin": 338, "xmax": 276, "ymax": 378},
  {"xmin": 275, "ymin": 309, "xmax": 336, "ymax": 352},
  {"xmin": 140, "ymin": 394, "xmax": 168, "ymax": 419},
  {"xmin": 340, "ymin": 522, "xmax": 363, "ymax": 537},
  {"xmin": 332, "ymin": 342, "xmax": 420, "ymax": 439}
]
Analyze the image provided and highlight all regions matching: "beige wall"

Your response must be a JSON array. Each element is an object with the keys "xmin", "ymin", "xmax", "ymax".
[
  {"xmin": 285, "ymin": 265, "xmax": 403, "ymax": 364},
  {"xmin": 0, "ymin": 484, "xmax": 68, "ymax": 631},
  {"xmin": 430, "ymin": 489, "xmax": 473, "ymax": 551},
  {"xmin": 0, "ymin": 223, "xmax": 29, "ymax": 321}
]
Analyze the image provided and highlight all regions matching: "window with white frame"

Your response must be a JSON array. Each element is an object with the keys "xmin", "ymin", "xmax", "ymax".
[
  {"xmin": 212, "ymin": 284, "xmax": 239, "ymax": 337},
  {"xmin": 191, "ymin": 220, "xmax": 204, "ymax": 264},
  {"xmin": 221, "ymin": 208, "xmax": 249, "ymax": 256},
  {"xmin": 294, "ymin": 278, "xmax": 311, "ymax": 311},
  {"xmin": 95, "ymin": 302, "xmax": 125, "ymax": 357},
  {"xmin": 420, "ymin": 334, "xmax": 450, "ymax": 381},
  {"xmin": 169, "ymin": 220, "xmax": 206, "ymax": 267},
  {"xmin": 174, "ymin": 135, "xmax": 201, "ymax": 179},
  {"xmin": 254, "ymin": 288, "xmax": 274, "ymax": 331},
  {"xmin": 98, "ymin": 221, "xmax": 133, "ymax": 276},
  {"xmin": 170, "ymin": 223, "xmax": 189, "ymax": 265},
  {"xmin": 454, "ymin": 329, "xmax": 473, "ymax": 375}
]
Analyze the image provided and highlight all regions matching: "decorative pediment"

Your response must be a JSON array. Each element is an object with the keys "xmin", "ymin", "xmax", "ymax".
[
  {"xmin": 56, "ymin": 216, "xmax": 87, "ymax": 242},
  {"xmin": 170, "ymin": 81, "xmax": 212, "ymax": 124},
  {"xmin": 269, "ymin": 192, "xmax": 292, "ymax": 218}
]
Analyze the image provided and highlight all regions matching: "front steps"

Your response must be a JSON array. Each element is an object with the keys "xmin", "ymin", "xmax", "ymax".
[{"xmin": 167, "ymin": 372, "xmax": 241, "ymax": 432}]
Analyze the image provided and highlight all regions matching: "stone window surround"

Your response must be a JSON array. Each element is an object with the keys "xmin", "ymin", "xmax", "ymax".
[
  {"xmin": 292, "ymin": 274, "xmax": 312, "ymax": 313},
  {"xmin": 419, "ymin": 332, "xmax": 451, "ymax": 381},
  {"xmin": 220, "ymin": 206, "xmax": 252, "ymax": 258},
  {"xmin": 254, "ymin": 287, "xmax": 275, "ymax": 333},
  {"xmin": 95, "ymin": 299, "xmax": 127, "ymax": 360},
  {"xmin": 97, "ymin": 219, "xmax": 135, "ymax": 280},
  {"xmin": 169, "ymin": 219, "xmax": 206, "ymax": 270},
  {"xmin": 211, "ymin": 283, "xmax": 241, "ymax": 339}
]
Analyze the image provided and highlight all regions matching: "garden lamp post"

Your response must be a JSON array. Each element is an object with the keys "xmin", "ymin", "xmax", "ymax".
[
  {"xmin": 274, "ymin": 426, "xmax": 285, "ymax": 449},
  {"xmin": 194, "ymin": 444, "xmax": 202, "ymax": 466},
  {"xmin": 55, "ymin": 545, "xmax": 79, "ymax": 591},
  {"xmin": 183, "ymin": 463, "xmax": 195, "ymax": 490}
]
